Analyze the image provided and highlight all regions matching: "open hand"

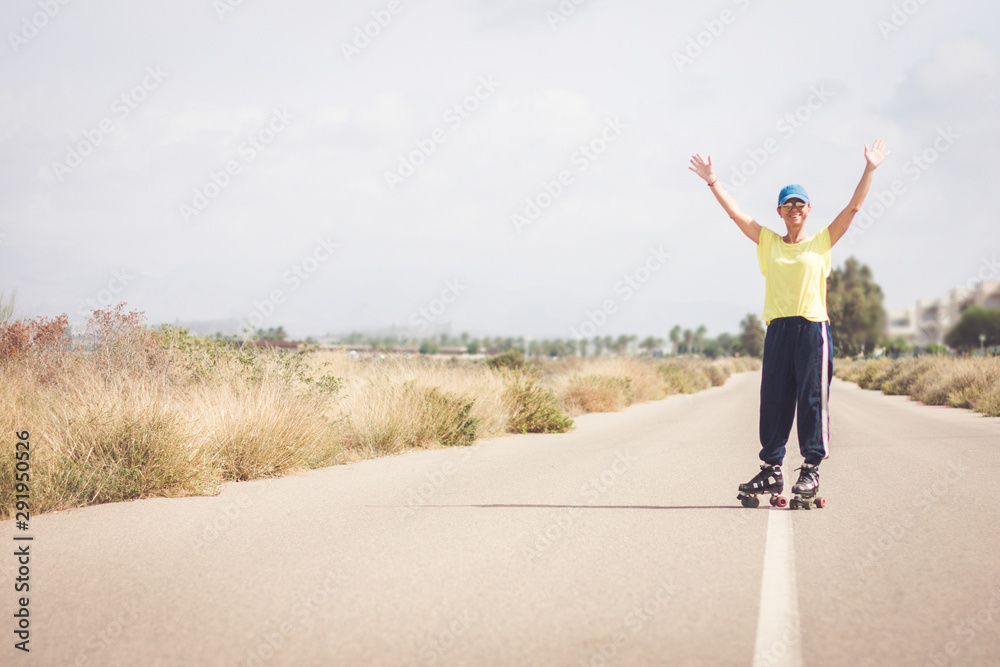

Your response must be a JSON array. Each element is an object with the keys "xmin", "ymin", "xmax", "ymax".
[
  {"xmin": 864, "ymin": 139, "xmax": 889, "ymax": 170},
  {"xmin": 688, "ymin": 153, "xmax": 716, "ymax": 183}
]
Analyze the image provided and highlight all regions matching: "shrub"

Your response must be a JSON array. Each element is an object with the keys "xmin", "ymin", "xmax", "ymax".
[
  {"xmin": 0, "ymin": 314, "xmax": 72, "ymax": 383},
  {"xmin": 705, "ymin": 363, "xmax": 728, "ymax": 387},
  {"xmin": 881, "ymin": 358, "xmax": 940, "ymax": 395},
  {"xmin": 412, "ymin": 385, "xmax": 479, "ymax": 447},
  {"xmin": 837, "ymin": 356, "xmax": 1000, "ymax": 419},
  {"xmin": 856, "ymin": 358, "xmax": 894, "ymax": 390},
  {"xmin": 87, "ymin": 304, "xmax": 168, "ymax": 382},
  {"xmin": 48, "ymin": 399, "xmax": 211, "ymax": 510},
  {"xmin": 658, "ymin": 361, "xmax": 712, "ymax": 394},
  {"xmin": 973, "ymin": 377, "xmax": 1000, "ymax": 417},
  {"xmin": 503, "ymin": 373, "xmax": 574, "ymax": 434},
  {"xmin": 486, "ymin": 350, "xmax": 526, "ymax": 372},
  {"xmin": 562, "ymin": 374, "xmax": 634, "ymax": 413},
  {"xmin": 206, "ymin": 387, "xmax": 338, "ymax": 481}
]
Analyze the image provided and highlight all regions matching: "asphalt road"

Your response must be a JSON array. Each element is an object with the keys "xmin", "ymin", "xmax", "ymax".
[{"xmin": 3, "ymin": 370, "xmax": 1000, "ymax": 666}]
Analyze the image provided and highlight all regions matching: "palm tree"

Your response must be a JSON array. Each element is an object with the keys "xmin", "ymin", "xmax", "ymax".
[
  {"xmin": 640, "ymin": 335, "xmax": 664, "ymax": 355},
  {"xmin": 592, "ymin": 336, "xmax": 604, "ymax": 357},
  {"xmin": 612, "ymin": 334, "xmax": 628, "ymax": 356},
  {"xmin": 669, "ymin": 325, "xmax": 682, "ymax": 356},
  {"xmin": 683, "ymin": 328, "xmax": 693, "ymax": 355},
  {"xmin": 694, "ymin": 325, "xmax": 707, "ymax": 355}
]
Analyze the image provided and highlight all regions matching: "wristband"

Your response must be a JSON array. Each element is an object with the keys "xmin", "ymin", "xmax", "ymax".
[{"xmin": 707, "ymin": 180, "xmax": 718, "ymax": 187}]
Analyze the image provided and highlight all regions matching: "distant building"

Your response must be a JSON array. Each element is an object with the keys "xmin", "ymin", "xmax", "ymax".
[{"xmin": 888, "ymin": 281, "xmax": 1000, "ymax": 346}]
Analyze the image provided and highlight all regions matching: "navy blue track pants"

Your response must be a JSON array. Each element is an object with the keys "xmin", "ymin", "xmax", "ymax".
[{"xmin": 758, "ymin": 316, "xmax": 833, "ymax": 467}]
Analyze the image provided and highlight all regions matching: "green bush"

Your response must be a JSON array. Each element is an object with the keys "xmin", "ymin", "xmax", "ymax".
[
  {"xmin": 486, "ymin": 350, "xmax": 526, "ymax": 372},
  {"xmin": 503, "ymin": 374, "xmax": 574, "ymax": 434},
  {"xmin": 419, "ymin": 386, "xmax": 479, "ymax": 447}
]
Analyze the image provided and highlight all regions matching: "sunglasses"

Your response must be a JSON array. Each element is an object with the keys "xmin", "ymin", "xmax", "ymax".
[{"xmin": 779, "ymin": 201, "xmax": 808, "ymax": 212}]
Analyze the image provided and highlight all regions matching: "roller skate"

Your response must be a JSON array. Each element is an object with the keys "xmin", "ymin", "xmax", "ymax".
[
  {"xmin": 737, "ymin": 464, "xmax": 787, "ymax": 508},
  {"xmin": 789, "ymin": 464, "xmax": 825, "ymax": 510}
]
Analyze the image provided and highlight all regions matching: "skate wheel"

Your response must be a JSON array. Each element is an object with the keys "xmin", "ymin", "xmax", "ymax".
[
  {"xmin": 789, "ymin": 498, "xmax": 800, "ymax": 510},
  {"xmin": 741, "ymin": 495, "xmax": 759, "ymax": 508},
  {"xmin": 815, "ymin": 497, "xmax": 826, "ymax": 509},
  {"xmin": 802, "ymin": 499, "xmax": 813, "ymax": 510},
  {"xmin": 775, "ymin": 496, "xmax": 788, "ymax": 508}
]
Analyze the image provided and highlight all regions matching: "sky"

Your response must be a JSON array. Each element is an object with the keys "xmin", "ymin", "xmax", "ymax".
[{"xmin": 1, "ymin": 0, "xmax": 998, "ymax": 341}]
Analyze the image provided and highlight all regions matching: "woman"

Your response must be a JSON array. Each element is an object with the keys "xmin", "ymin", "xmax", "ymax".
[{"xmin": 688, "ymin": 140, "xmax": 888, "ymax": 507}]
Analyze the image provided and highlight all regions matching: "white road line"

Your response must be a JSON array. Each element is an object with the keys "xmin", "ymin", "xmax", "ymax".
[{"xmin": 752, "ymin": 510, "xmax": 802, "ymax": 667}]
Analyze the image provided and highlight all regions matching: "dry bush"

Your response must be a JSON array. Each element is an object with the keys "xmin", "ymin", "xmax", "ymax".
[
  {"xmin": 189, "ymin": 379, "xmax": 340, "ymax": 481},
  {"xmin": 1, "ymin": 309, "xmax": 763, "ymax": 518},
  {"xmin": 658, "ymin": 360, "xmax": 713, "ymax": 394},
  {"xmin": 48, "ymin": 395, "xmax": 210, "ymax": 508},
  {"xmin": 973, "ymin": 375, "xmax": 1000, "ymax": 417},
  {"xmin": 880, "ymin": 358, "xmax": 943, "ymax": 395},
  {"xmin": 0, "ymin": 373, "xmax": 217, "ymax": 516},
  {"xmin": 855, "ymin": 358, "xmax": 896, "ymax": 390},
  {"xmin": 838, "ymin": 356, "xmax": 1000, "ymax": 418},
  {"xmin": 561, "ymin": 374, "xmax": 634, "ymax": 414}
]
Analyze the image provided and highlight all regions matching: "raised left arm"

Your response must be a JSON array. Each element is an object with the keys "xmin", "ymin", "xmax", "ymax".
[{"xmin": 827, "ymin": 139, "xmax": 889, "ymax": 247}]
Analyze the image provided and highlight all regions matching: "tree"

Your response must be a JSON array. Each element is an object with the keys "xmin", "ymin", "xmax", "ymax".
[
  {"xmin": 592, "ymin": 336, "xmax": 604, "ymax": 357},
  {"xmin": 826, "ymin": 257, "xmax": 886, "ymax": 357},
  {"xmin": 419, "ymin": 340, "xmax": 439, "ymax": 354},
  {"xmin": 741, "ymin": 313, "xmax": 765, "ymax": 357},
  {"xmin": 716, "ymin": 332, "xmax": 735, "ymax": 356},
  {"xmin": 945, "ymin": 307, "xmax": 1000, "ymax": 350},
  {"xmin": 640, "ymin": 335, "xmax": 664, "ymax": 355},
  {"xmin": 613, "ymin": 334, "xmax": 635, "ymax": 356},
  {"xmin": 682, "ymin": 328, "xmax": 693, "ymax": 355},
  {"xmin": 694, "ymin": 325, "xmax": 707, "ymax": 355},
  {"xmin": 669, "ymin": 325, "xmax": 682, "ymax": 355},
  {"xmin": 255, "ymin": 326, "xmax": 287, "ymax": 341},
  {"xmin": 882, "ymin": 336, "xmax": 913, "ymax": 358}
]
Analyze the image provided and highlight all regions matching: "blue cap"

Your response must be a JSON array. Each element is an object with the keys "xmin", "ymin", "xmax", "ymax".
[{"xmin": 778, "ymin": 184, "xmax": 810, "ymax": 206}]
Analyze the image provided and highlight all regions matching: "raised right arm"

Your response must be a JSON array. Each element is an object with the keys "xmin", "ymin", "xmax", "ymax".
[{"xmin": 689, "ymin": 153, "xmax": 761, "ymax": 244}]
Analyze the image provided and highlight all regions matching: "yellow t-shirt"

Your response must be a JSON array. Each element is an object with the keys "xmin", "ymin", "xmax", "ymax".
[{"xmin": 757, "ymin": 226, "xmax": 832, "ymax": 325}]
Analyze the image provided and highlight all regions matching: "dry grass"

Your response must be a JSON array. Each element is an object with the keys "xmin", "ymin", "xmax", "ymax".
[
  {"xmin": 0, "ymin": 308, "xmax": 762, "ymax": 518},
  {"xmin": 835, "ymin": 356, "xmax": 1000, "ymax": 417}
]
